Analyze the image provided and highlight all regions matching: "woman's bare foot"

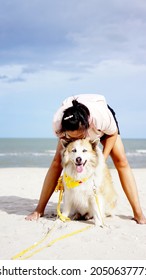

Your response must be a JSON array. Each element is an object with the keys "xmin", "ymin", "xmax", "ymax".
[
  {"xmin": 133, "ymin": 213, "xmax": 146, "ymax": 224},
  {"xmin": 25, "ymin": 211, "xmax": 43, "ymax": 221}
]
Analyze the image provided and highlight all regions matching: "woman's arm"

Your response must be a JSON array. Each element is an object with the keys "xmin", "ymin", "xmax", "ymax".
[{"xmin": 25, "ymin": 140, "xmax": 63, "ymax": 221}]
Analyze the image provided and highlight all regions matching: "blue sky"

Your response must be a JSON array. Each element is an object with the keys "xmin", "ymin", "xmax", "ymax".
[{"xmin": 0, "ymin": 0, "xmax": 146, "ymax": 138}]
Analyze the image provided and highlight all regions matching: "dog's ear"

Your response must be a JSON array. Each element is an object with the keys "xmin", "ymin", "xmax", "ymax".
[
  {"xmin": 90, "ymin": 138, "xmax": 100, "ymax": 150},
  {"xmin": 60, "ymin": 139, "xmax": 69, "ymax": 148}
]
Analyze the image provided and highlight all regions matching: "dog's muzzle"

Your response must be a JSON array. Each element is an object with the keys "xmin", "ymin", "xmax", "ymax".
[{"xmin": 75, "ymin": 157, "xmax": 87, "ymax": 173}]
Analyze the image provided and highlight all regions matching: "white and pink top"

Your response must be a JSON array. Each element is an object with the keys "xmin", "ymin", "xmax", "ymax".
[{"xmin": 53, "ymin": 94, "xmax": 117, "ymax": 140}]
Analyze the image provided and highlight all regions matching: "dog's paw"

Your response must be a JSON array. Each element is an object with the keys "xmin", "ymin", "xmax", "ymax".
[
  {"xmin": 72, "ymin": 213, "xmax": 82, "ymax": 220},
  {"xmin": 84, "ymin": 213, "xmax": 93, "ymax": 220}
]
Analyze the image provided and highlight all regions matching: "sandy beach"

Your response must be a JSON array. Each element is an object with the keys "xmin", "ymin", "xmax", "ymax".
[{"xmin": 1, "ymin": 168, "xmax": 146, "ymax": 260}]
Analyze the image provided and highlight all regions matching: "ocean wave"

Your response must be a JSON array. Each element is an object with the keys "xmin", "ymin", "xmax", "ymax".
[
  {"xmin": 126, "ymin": 150, "xmax": 146, "ymax": 157},
  {"xmin": 0, "ymin": 150, "xmax": 56, "ymax": 157},
  {"xmin": 136, "ymin": 149, "xmax": 146, "ymax": 154},
  {"xmin": 46, "ymin": 150, "xmax": 56, "ymax": 156}
]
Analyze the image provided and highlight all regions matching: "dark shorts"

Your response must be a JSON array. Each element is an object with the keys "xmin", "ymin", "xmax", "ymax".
[{"xmin": 100, "ymin": 105, "xmax": 120, "ymax": 142}]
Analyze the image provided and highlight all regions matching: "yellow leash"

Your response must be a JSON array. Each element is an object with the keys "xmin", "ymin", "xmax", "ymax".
[
  {"xmin": 56, "ymin": 188, "xmax": 70, "ymax": 222},
  {"xmin": 12, "ymin": 223, "xmax": 56, "ymax": 260},
  {"xmin": 94, "ymin": 190, "xmax": 104, "ymax": 226},
  {"xmin": 12, "ymin": 224, "xmax": 91, "ymax": 260},
  {"xmin": 11, "ymin": 176, "xmax": 103, "ymax": 260}
]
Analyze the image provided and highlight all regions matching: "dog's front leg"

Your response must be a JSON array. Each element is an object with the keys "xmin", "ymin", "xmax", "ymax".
[
  {"xmin": 89, "ymin": 195, "xmax": 104, "ymax": 227},
  {"xmin": 62, "ymin": 194, "xmax": 72, "ymax": 219}
]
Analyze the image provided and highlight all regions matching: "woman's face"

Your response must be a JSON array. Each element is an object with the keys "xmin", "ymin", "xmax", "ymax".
[{"xmin": 65, "ymin": 129, "xmax": 87, "ymax": 141}]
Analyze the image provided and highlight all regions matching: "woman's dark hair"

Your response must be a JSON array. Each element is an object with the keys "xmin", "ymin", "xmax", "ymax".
[{"xmin": 60, "ymin": 99, "xmax": 90, "ymax": 132}]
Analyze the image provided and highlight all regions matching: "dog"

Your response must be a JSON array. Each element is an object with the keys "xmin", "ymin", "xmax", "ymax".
[{"xmin": 61, "ymin": 138, "xmax": 117, "ymax": 227}]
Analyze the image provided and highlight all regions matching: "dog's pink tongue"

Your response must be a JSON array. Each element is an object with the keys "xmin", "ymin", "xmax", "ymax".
[{"xmin": 76, "ymin": 164, "xmax": 83, "ymax": 173}]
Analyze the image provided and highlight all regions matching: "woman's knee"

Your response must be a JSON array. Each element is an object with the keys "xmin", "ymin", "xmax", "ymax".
[
  {"xmin": 114, "ymin": 155, "xmax": 129, "ymax": 169},
  {"xmin": 110, "ymin": 135, "xmax": 129, "ymax": 169}
]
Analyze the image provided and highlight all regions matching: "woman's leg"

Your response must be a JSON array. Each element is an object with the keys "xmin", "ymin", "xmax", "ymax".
[{"xmin": 105, "ymin": 135, "xmax": 146, "ymax": 224}]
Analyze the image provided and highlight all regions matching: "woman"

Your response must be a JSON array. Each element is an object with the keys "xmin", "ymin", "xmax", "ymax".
[{"xmin": 26, "ymin": 94, "xmax": 146, "ymax": 224}]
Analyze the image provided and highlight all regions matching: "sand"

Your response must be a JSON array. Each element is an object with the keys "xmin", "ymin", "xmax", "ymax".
[{"xmin": 0, "ymin": 168, "xmax": 146, "ymax": 260}]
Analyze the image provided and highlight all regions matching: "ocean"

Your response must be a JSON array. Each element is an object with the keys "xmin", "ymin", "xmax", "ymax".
[{"xmin": 0, "ymin": 138, "xmax": 146, "ymax": 168}]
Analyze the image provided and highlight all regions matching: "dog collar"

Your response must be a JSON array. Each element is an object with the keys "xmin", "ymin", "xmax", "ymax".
[{"xmin": 63, "ymin": 172, "xmax": 89, "ymax": 189}]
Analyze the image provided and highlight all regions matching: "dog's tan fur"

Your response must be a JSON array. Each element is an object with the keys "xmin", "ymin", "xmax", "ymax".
[{"xmin": 61, "ymin": 138, "xmax": 117, "ymax": 227}]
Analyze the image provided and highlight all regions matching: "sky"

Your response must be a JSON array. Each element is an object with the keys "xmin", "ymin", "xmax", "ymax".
[{"xmin": 0, "ymin": 0, "xmax": 146, "ymax": 138}]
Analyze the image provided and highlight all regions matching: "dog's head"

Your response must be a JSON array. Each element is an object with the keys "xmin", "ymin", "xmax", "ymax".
[{"xmin": 61, "ymin": 138, "xmax": 100, "ymax": 175}]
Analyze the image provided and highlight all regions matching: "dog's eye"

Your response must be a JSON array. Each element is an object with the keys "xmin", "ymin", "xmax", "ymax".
[
  {"xmin": 72, "ymin": 148, "xmax": 77, "ymax": 153},
  {"xmin": 82, "ymin": 149, "xmax": 87, "ymax": 152}
]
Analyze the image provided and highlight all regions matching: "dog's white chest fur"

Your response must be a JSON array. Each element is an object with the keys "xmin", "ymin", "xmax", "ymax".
[{"xmin": 63, "ymin": 174, "xmax": 96, "ymax": 215}]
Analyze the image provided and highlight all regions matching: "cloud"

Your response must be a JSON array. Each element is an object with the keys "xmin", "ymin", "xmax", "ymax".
[
  {"xmin": 0, "ymin": 75, "xmax": 8, "ymax": 80},
  {"xmin": 0, "ymin": 0, "xmax": 146, "ymax": 69}
]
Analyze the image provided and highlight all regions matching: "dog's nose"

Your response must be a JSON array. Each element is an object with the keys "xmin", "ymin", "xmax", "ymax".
[{"xmin": 76, "ymin": 157, "xmax": 82, "ymax": 164}]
